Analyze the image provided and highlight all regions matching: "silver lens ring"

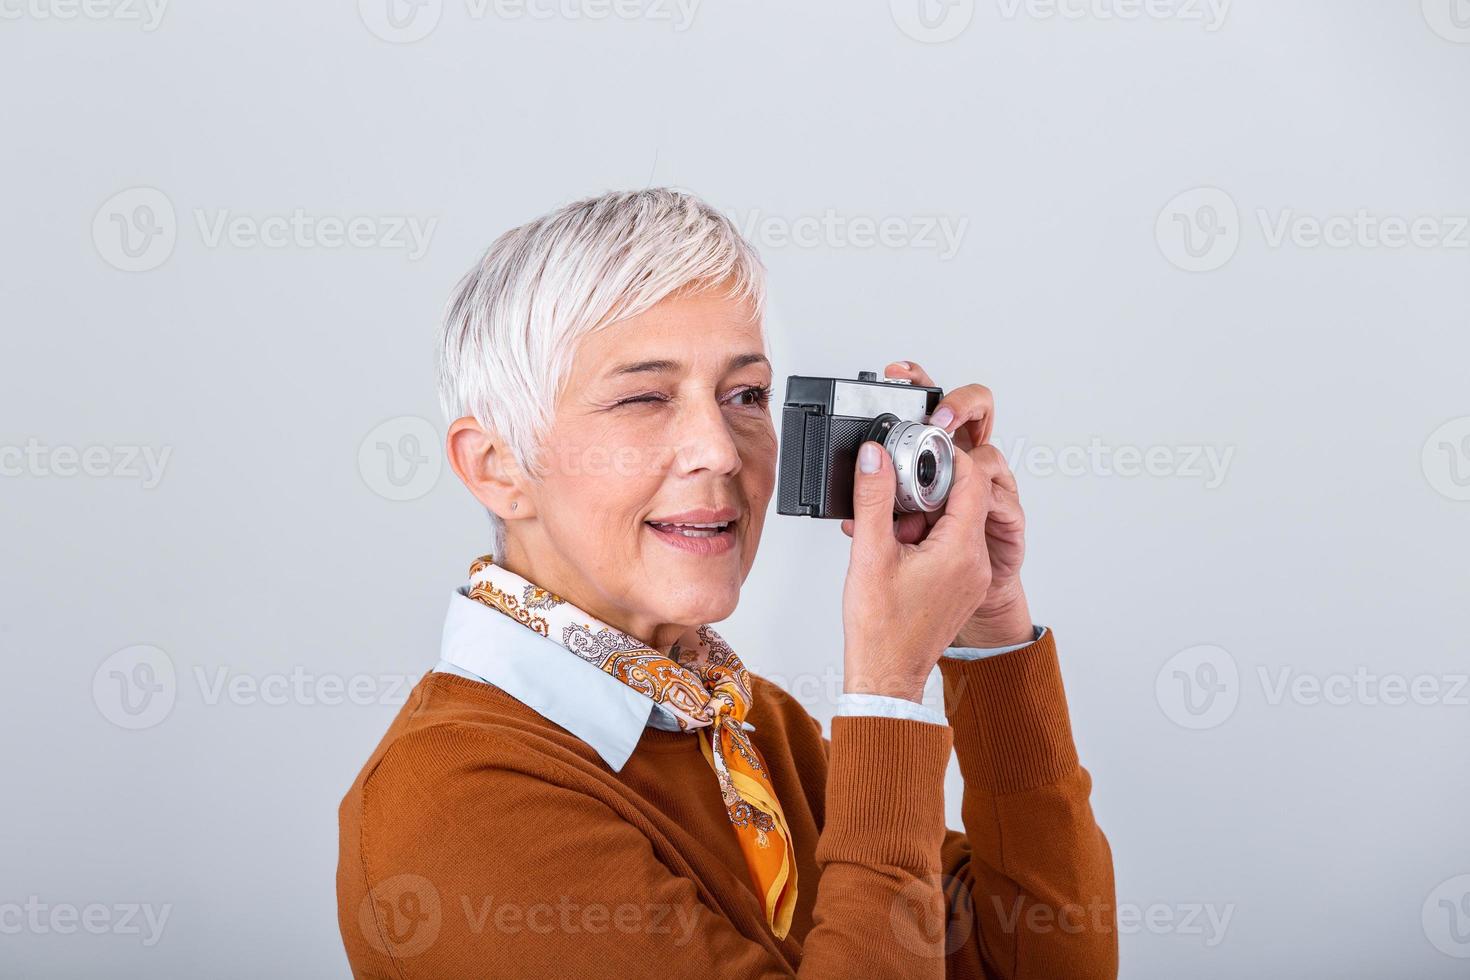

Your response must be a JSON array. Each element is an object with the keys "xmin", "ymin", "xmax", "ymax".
[{"xmin": 884, "ymin": 420, "xmax": 955, "ymax": 513}]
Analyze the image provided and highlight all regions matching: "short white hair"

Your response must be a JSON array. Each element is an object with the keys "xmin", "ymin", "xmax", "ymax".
[{"xmin": 437, "ymin": 187, "xmax": 767, "ymax": 555}]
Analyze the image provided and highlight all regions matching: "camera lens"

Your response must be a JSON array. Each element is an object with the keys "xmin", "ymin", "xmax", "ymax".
[
  {"xmin": 916, "ymin": 450, "xmax": 936, "ymax": 488},
  {"xmin": 881, "ymin": 420, "xmax": 955, "ymax": 514}
]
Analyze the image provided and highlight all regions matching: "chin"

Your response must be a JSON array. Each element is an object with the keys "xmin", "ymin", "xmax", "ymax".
[{"xmin": 653, "ymin": 582, "xmax": 741, "ymax": 629}]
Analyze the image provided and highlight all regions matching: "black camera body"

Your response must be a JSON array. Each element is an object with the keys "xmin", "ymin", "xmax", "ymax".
[{"xmin": 777, "ymin": 371, "xmax": 953, "ymax": 520}]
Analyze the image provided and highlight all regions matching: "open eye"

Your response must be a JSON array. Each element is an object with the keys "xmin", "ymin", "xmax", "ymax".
[{"xmin": 726, "ymin": 384, "xmax": 773, "ymax": 408}]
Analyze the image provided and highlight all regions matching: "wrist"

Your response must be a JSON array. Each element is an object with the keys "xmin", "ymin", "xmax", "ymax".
[
  {"xmin": 952, "ymin": 581, "xmax": 1033, "ymax": 648},
  {"xmin": 842, "ymin": 661, "xmax": 930, "ymax": 704}
]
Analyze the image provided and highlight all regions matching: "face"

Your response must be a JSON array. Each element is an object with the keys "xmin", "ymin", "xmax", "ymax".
[{"xmin": 503, "ymin": 286, "xmax": 777, "ymax": 649}]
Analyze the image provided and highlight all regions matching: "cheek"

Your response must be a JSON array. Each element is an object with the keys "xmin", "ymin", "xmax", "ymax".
[
  {"xmin": 737, "ymin": 420, "xmax": 778, "ymax": 507},
  {"xmin": 537, "ymin": 426, "xmax": 668, "ymax": 523}
]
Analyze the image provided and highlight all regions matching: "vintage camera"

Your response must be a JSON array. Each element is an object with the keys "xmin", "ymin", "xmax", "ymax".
[{"xmin": 777, "ymin": 371, "xmax": 956, "ymax": 520}]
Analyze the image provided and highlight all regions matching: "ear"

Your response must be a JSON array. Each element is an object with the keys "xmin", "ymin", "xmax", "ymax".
[{"xmin": 445, "ymin": 416, "xmax": 536, "ymax": 521}]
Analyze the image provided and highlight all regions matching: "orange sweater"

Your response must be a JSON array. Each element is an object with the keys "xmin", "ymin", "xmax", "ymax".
[{"xmin": 337, "ymin": 630, "xmax": 1117, "ymax": 978}]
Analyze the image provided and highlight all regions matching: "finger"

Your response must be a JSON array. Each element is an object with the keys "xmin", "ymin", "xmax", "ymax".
[
  {"xmin": 968, "ymin": 443, "xmax": 1015, "ymax": 486},
  {"xmin": 973, "ymin": 444, "xmax": 1023, "ymax": 526},
  {"xmin": 849, "ymin": 441, "xmax": 898, "ymax": 562},
  {"xmin": 883, "ymin": 360, "xmax": 938, "ymax": 388},
  {"xmin": 840, "ymin": 511, "xmax": 928, "ymax": 544},
  {"xmin": 917, "ymin": 449, "xmax": 989, "ymax": 553},
  {"xmin": 894, "ymin": 511, "xmax": 928, "ymax": 543},
  {"xmin": 929, "ymin": 383, "xmax": 996, "ymax": 448}
]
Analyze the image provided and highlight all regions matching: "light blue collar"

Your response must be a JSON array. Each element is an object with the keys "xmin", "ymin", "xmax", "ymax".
[{"xmin": 435, "ymin": 588, "xmax": 753, "ymax": 772}]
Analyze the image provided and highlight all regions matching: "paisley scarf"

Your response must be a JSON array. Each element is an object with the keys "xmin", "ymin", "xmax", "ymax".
[{"xmin": 464, "ymin": 554, "xmax": 798, "ymax": 939}]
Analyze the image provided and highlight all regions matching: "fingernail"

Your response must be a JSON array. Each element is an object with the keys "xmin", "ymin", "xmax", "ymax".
[
  {"xmin": 931, "ymin": 406, "xmax": 955, "ymax": 429},
  {"xmin": 890, "ymin": 361, "xmax": 910, "ymax": 370},
  {"xmin": 858, "ymin": 442, "xmax": 881, "ymax": 473}
]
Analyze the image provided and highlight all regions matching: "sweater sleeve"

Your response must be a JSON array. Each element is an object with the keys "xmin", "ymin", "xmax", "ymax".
[
  {"xmin": 931, "ymin": 628, "xmax": 1119, "ymax": 979},
  {"xmin": 350, "ymin": 717, "xmax": 958, "ymax": 979}
]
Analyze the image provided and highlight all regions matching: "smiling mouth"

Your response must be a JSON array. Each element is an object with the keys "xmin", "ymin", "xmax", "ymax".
[{"xmin": 643, "ymin": 521, "xmax": 733, "ymax": 539}]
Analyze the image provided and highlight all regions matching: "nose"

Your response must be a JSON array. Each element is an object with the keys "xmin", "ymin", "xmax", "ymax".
[{"xmin": 671, "ymin": 395, "xmax": 742, "ymax": 477}]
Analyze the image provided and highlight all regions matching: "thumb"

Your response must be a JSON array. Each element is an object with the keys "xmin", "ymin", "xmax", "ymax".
[{"xmin": 850, "ymin": 441, "xmax": 896, "ymax": 557}]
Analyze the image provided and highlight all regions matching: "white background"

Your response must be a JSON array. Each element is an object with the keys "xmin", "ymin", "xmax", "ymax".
[{"xmin": 2, "ymin": 1, "xmax": 1468, "ymax": 976}]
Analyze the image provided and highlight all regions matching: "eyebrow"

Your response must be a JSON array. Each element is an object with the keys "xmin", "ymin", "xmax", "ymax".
[{"xmin": 607, "ymin": 352, "xmax": 770, "ymax": 377}]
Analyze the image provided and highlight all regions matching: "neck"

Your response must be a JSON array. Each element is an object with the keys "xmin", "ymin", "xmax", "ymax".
[{"xmin": 500, "ymin": 530, "xmax": 688, "ymax": 657}]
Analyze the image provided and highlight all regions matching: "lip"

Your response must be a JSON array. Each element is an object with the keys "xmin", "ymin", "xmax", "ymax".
[
  {"xmin": 645, "ymin": 506, "xmax": 740, "ymax": 525},
  {"xmin": 644, "ymin": 506, "xmax": 741, "ymax": 557}
]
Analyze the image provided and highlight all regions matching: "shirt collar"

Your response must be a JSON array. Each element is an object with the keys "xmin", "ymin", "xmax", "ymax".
[
  {"xmin": 438, "ymin": 589, "xmax": 656, "ymax": 771},
  {"xmin": 436, "ymin": 588, "xmax": 754, "ymax": 772}
]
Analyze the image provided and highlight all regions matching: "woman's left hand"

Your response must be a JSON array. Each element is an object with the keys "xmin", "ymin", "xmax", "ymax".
[{"xmin": 839, "ymin": 359, "xmax": 1033, "ymax": 648}]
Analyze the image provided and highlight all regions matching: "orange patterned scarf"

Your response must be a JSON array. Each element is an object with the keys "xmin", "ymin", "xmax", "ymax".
[{"xmin": 464, "ymin": 554, "xmax": 798, "ymax": 939}]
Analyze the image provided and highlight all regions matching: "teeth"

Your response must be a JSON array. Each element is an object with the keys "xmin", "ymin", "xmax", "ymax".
[{"xmin": 649, "ymin": 521, "xmax": 730, "ymax": 536}]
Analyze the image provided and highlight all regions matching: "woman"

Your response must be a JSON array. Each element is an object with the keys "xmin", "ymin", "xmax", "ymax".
[{"xmin": 337, "ymin": 189, "xmax": 1117, "ymax": 978}]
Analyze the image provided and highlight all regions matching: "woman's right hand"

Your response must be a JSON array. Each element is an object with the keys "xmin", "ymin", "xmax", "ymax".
[{"xmin": 840, "ymin": 440, "xmax": 996, "ymax": 702}]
